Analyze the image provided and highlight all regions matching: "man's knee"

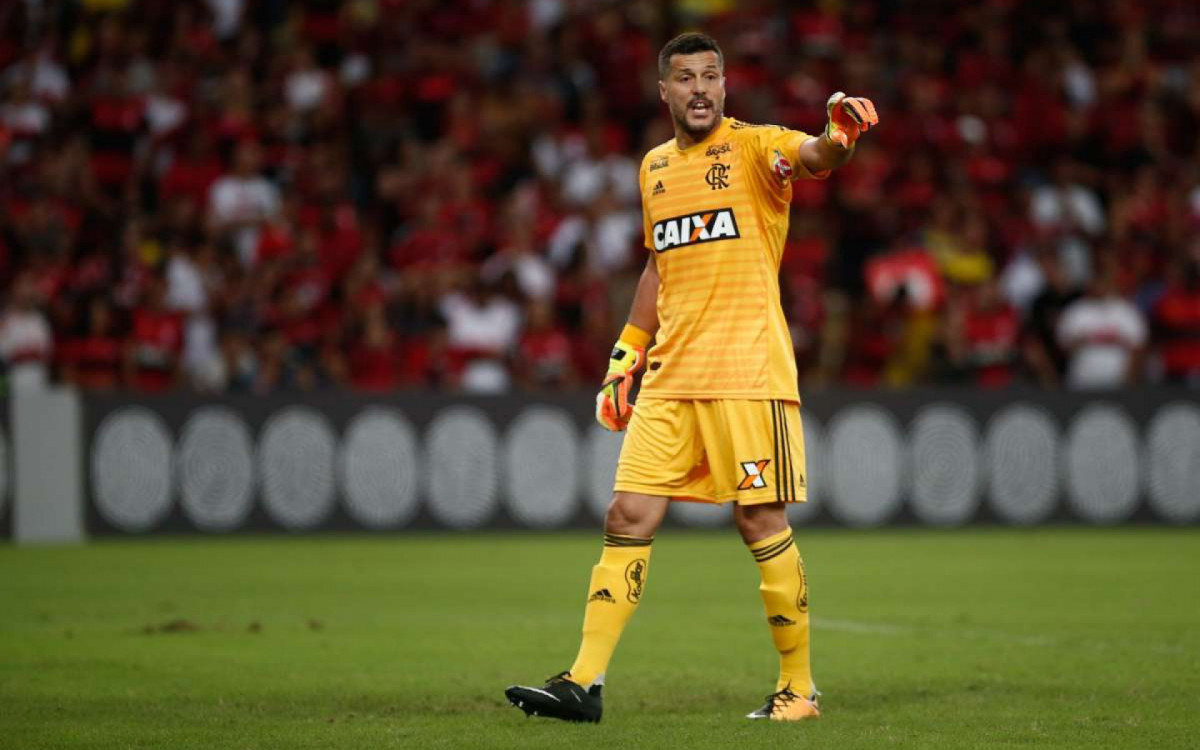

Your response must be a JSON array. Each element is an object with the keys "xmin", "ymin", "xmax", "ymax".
[
  {"xmin": 733, "ymin": 502, "xmax": 789, "ymax": 544},
  {"xmin": 604, "ymin": 492, "xmax": 669, "ymax": 537}
]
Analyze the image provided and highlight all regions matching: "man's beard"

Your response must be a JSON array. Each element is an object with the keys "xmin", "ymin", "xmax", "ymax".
[{"xmin": 672, "ymin": 102, "xmax": 721, "ymax": 139}]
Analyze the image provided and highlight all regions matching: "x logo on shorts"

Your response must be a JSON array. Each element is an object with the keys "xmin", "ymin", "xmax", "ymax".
[{"xmin": 738, "ymin": 459, "xmax": 770, "ymax": 490}]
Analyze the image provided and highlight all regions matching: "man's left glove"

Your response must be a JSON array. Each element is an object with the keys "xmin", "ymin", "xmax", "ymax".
[
  {"xmin": 595, "ymin": 324, "xmax": 651, "ymax": 432},
  {"xmin": 825, "ymin": 92, "xmax": 879, "ymax": 149}
]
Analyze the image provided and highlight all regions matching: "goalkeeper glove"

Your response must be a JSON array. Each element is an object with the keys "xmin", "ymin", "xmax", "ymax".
[
  {"xmin": 595, "ymin": 324, "xmax": 650, "ymax": 432},
  {"xmin": 825, "ymin": 92, "xmax": 879, "ymax": 149}
]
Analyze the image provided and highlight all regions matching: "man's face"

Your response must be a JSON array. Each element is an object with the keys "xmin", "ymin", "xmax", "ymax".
[{"xmin": 659, "ymin": 51, "xmax": 725, "ymax": 140}]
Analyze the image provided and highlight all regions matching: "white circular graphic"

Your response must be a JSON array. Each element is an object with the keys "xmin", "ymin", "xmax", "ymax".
[
  {"xmin": 503, "ymin": 408, "xmax": 581, "ymax": 528},
  {"xmin": 910, "ymin": 405, "xmax": 981, "ymax": 526},
  {"xmin": 1145, "ymin": 403, "xmax": 1200, "ymax": 523},
  {"xmin": 984, "ymin": 405, "xmax": 1060, "ymax": 525},
  {"xmin": 258, "ymin": 408, "xmax": 338, "ymax": 530},
  {"xmin": 339, "ymin": 409, "xmax": 421, "ymax": 529},
  {"xmin": 92, "ymin": 407, "xmax": 174, "ymax": 532},
  {"xmin": 826, "ymin": 406, "xmax": 905, "ymax": 527},
  {"xmin": 1064, "ymin": 404, "xmax": 1141, "ymax": 525},
  {"xmin": 426, "ymin": 406, "xmax": 500, "ymax": 529},
  {"xmin": 787, "ymin": 409, "xmax": 823, "ymax": 526},
  {"xmin": 669, "ymin": 499, "xmax": 731, "ymax": 528},
  {"xmin": 584, "ymin": 426, "xmax": 624, "ymax": 521},
  {"xmin": 176, "ymin": 407, "xmax": 255, "ymax": 532}
]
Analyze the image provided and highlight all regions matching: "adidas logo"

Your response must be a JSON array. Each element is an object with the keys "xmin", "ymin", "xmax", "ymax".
[
  {"xmin": 589, "ymin": 588, "xmax": 616, "ymax": 604},
  {"xmin": 768, "ymin": 614, "xmax": 796, "ymax": 627},
  {"xmin": 652, "ymin": 180, "xmax": 665, "ymax": 196}
]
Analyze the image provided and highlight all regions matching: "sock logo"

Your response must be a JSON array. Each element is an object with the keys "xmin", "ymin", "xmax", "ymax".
[
  {"xmin": 768, "ymin": 614, "xmax": 796, "ymax": 627},
  {"xmin": 625, "ymin": 559, "xmax": 646, "ymax": 603},
  {"xmin": 738, "ymin": 459, "xmax": 770, "ymax": 490},
  {"xmin": 588, "ymin": 588, "xmax": 616, "ymax": 604},
  {"xmin": 797, "ymin": 557, "xmax": 809, "ymax": 613}
]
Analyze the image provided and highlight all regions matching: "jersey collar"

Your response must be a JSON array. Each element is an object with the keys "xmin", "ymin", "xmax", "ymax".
[{"xmin": 673, "ymin": 117, "xmax": 733, "ymax": 155}]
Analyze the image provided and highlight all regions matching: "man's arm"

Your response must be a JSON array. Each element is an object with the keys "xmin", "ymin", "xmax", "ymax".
[
  {"xmin": 626, "ymin": 253, "xmax": 659, "ymax": 338},
  {"xmin": 798, "ymin": 133, "xmax": 855, "ymax": 175},
  {"xmin": 798, "ymin": 92, "xmax": 879, "ymax": 175},
  {"xmin": 595, "ymin": 254, "xmax": 658, "ymax": 431}
]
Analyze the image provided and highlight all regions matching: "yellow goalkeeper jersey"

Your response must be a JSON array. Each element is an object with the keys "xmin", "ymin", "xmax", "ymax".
[{"xmin": 638, "ymin": 117, "xmax": 824, "ymax": 401}]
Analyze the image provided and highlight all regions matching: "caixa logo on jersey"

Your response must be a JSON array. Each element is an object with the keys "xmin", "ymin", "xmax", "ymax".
[{"xmin": 652, "ymin": 208, "xmax": 740, "ymax": 252}]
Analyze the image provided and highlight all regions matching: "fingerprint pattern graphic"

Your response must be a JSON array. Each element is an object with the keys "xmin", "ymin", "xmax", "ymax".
[
  {"xmin": 504, "ymin": 407, "xmax": 580, "ymax": 528},
  {"xmin": 1064, "ymin": 405, "xmax": 1141, "ymax": 525},
  {"xmin": 79, "ymin": 398, "xmax": 1194, "ymax": 533},
  {"xmin": 258, "ymin": 407, "xmax": 337, "ymax": 530},
  {"xmin": 1145, "ymin": 403, "xmax": 1200, "ymax": 524},
  {"xmin": 425, "ymin": 406, "xmax": 499, "ymax": 529},
  {"xmin": 786, "ymin": 410, "xmax": 823, "ymax": 526},
  {"xmin": 177, "ymin": 407, "xmax": 255, "ymax": 532},
  {"xmin": 910, "ymin": 405, "xmax": 981, "ymax": 526},
  {"xmin": 983, "ymin": 405, "xmax": 1060, "ymax": 525},
  {"xmin": 92, "ymin": 407, "xmax": 174, "ymax": 532},
  {"xmin": 826, "ymin": 406, "xmax": 904, "ymax": 527},
  {"xmin": 584, "ymin": 425, "xmax": 624, "ymax": 521},
  {"xmin": 339, "ymin": 409, "xmax": 420, "ymax": 529}
]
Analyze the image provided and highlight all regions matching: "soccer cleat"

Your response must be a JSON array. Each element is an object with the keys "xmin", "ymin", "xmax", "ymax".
[
  {"xmin": 505, "ymin": 672, "xmax": 603, "ymax": 723},
  {"xmin": 746, "ymin": 684, "xmax": 821, "ymax": 721}
]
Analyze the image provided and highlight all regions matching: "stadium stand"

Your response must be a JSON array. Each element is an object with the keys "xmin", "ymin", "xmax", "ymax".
[{"xmin": 0, "ymin": 0, "xmax": 1197, "ymax": 394}]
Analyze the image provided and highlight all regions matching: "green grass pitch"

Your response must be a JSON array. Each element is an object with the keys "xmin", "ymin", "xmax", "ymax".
[{"xmin": 1, "ymin": 527, "xmax": 1197, "ymax": 749}]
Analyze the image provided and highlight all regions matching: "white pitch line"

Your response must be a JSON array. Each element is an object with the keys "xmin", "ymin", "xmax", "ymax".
[
  {"xmin": 813, "ymin": 617, "xmax": 1186, "ymax": 655},
  {"xmin": 813, "ymin": 617, "xmax": 911, "ymax": 636}
]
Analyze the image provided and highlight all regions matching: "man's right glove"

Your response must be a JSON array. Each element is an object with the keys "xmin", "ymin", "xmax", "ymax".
[{"xmin": 595, "ymin": 324, "xmax": 651, "ymax": 431}]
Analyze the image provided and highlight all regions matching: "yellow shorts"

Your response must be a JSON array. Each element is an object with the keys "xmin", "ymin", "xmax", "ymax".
[{"xmin": 613, "ymin": 398, "xmax": 808, "ymax": 505}]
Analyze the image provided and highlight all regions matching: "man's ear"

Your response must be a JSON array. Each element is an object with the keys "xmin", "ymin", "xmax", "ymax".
[{"xmin": 659, "ymin": 80, "xmax": 669, "ymax": 104}]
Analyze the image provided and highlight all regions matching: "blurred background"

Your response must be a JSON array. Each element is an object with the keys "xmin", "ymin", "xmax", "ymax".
[
  {"xmin": 0, "ymin": 0, "xmax": 1197, "ymax": 540},
  {"xmin": 3, "ymin": 7, "xmax": 1197, "ymax": 745}
]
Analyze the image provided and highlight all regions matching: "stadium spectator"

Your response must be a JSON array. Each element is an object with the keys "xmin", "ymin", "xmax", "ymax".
[
  {"xmin": 208, "ymin": 139, "xmax": 280, "ymax": 267},
  {"xmin": 1152, "ymin": 257, "xmax": 1200, "ymax": 385},
  {"xmin": 946, "ymin": 279, "xmax": 1020, "ymax": 388},
  {"xmin": 1022, "ymin": 249, "xmax": 1084, "ymax": 387},
  {"xmin": 439, "ymin": 276, "xmax": 522, "ymax": 393},
  {"xmin": 1030, "ymin": 159, "xmax": 1105, "ymax": 288},
  {"xmin": 516, "ymin": 300, "xmax": 577, "ymax": 390},
  {"xmin": 124, "ymin": 274, "xmax": 183, "ymax": 392},
  {"xmin": 1057, "ymin": 260, "xmax": 1148, "ymax": 389},
  {"xmin": 0, "ymin": 271, "xmax": 53, "ymax": 391},
  {"xmin": 0, "ymin": 79, "xmax": 51, "ymax": 166},
  {"xmin": 58, "ymin": 296, "xmax": 122, "ymax": 390},
  {"xmin": 347, "ymin": 304, "xmax": 402, "ymax": 393}
]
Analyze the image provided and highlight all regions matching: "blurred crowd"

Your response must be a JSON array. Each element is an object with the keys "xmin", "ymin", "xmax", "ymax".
[{"xmin": 0, "ymin": 0, "xmax": 1198, "ymax": 395}]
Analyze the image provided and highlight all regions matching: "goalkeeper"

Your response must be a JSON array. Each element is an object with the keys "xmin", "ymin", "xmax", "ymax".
[{"xmin": 506, "ymin": 32, "xmax": 877, "ymax": 723}]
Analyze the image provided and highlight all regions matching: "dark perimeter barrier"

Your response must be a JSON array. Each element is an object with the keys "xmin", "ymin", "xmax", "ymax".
[
  {"xmin": 53, "ymin": 388, "xmax": 1197, "ymax": 537},
  {"xmin": 0, "ymin": 400, "xmax": 9, "ymax": 539}
]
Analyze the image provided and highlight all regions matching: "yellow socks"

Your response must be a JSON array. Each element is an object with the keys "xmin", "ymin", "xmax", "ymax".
[
  {"xmin": 568, "ymin": 532, "xmax": 653, "ymax": 687},
  {"xmin": 567, "ymin": 528, "xmax": 810, "ymax": 694},
  {"xmin": 749, "ymin": 527, "xmax": 814, "ymax": 694}
]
